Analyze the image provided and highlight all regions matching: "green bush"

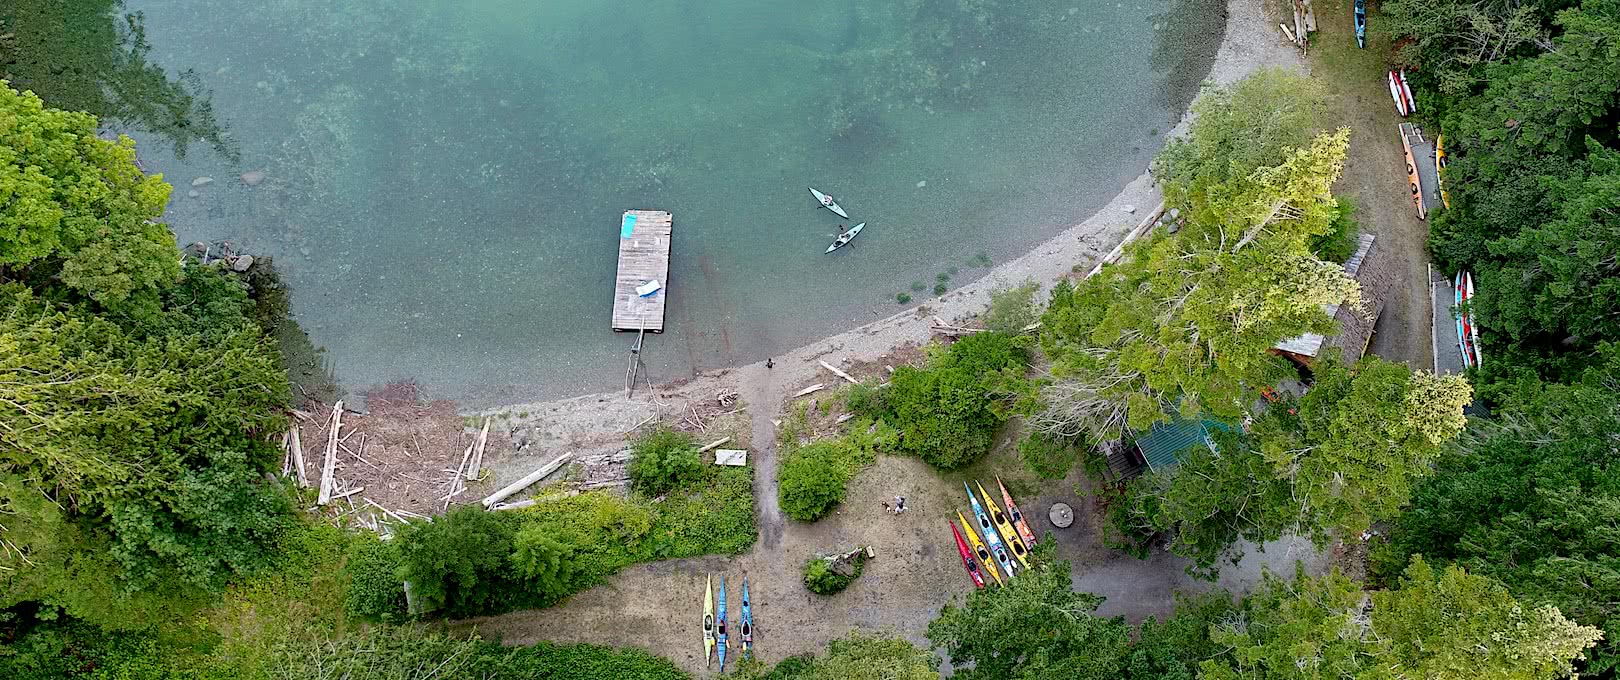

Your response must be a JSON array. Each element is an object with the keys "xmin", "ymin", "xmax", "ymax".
[
  {"xmin": 984, "ymin": 280, "xmax": 1041, "ymax": 334},
  {"xmin": 511, "ymin": 524, "xmax": 582, "ymax": 601},
  {"xmin": 1310, "ymin": 198, "xmax": 1360, "ymax": 263},
  {"xmin": 342, "ymin": 534, "xmax": 407, "ymax": 622},
  {"xmin": 628, "ymin": 427, "xmax": 703, "ymax": 496},
  {"xmin": 779, "ymin": 442, "xmax": 855, "ymax": 522},
  {"xmin": 1019, "ymin": 432, "xmax": 1080, "ymax": 480},
  {"xmin": 777, "ymin": 419, "xmax": 895, "ymax": 522},
  {"xmin": 803, "ymin": 556, "xmax": 863, "ymax": 595},
  {"xmin": 394, "ymin": 505, "xmax": 524, "ymax": 617},
  {"xmin": 880, "ymin": 332, "xmax": 1030, "ymax": 469}
]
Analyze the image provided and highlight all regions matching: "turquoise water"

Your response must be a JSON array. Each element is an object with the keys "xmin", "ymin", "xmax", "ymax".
[{"xmin": 124, "ymin": 0, "xmax": 1219, "ymax": 404}]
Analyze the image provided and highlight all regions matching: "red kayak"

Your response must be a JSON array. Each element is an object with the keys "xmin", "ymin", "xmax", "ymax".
[{"xmin": 950, "ymin": 520, "xmax": 987, "ymax": 589}]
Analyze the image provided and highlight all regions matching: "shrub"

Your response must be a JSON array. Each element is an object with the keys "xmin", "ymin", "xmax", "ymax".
[
  {"xmin": 511, "ymin": 523, "xmax": 581, "ymax": 601},
  {"xmin": 628, "ymin": 427, "xmax": 703, "ymax": 496},
  {"xmin": 394, "ymin": 506, "xmax": 522, "ymax": 617},
  {"xmin": 881, "ymin": 332, "xmax": 1030, "ymax": 469},
  {"xmin": 1310, "ymin": 198, "xmax": 1360, "ymax": 263},
  {"xmin": 777, "ymin": 420, "xmax": 895, "ymax": 522},
  {"xmin": 1019, "ymin": 432, "xmax": 1080, "ymax": 480},
  {"xmin": 343, "ymin": 534, "xmax": 407, "ymax": 622},
  {"xmin": 804, "ymin": 556, "xmax": 863, "ymax": 595},
  {"xmin": 779, "ymin": 442, "xmax": 854, "ymax": 522},
  {"xmin": 984, "ymin": 280, "xmax": 1041, "ymax": 334}
]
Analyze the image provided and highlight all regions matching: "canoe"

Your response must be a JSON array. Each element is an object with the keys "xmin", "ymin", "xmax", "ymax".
[
  {"xmin": 825, "ymin": 222, "xmax": 865, "ymax": 254},
  {"xmin": 717, "ymin": 575, "xmax": 729, "ymax": 672},
  {"xmin": 740, "ymin": 578, "xmax": 754, "ymax": 659},
  {"xmin": 950, "ymin": 520, "xmax": 987, "ymax": 589},
  {"xmin": 1455, "ymin": 273, "xmax": 1472, "ymax": 369},
  {"xmin": 977, "ymin": 481, "xmax": 1031, "ymax": 569},
  {"xmin": 997, "ymin": 477, "xmax": 1038, "ymax": 547},
  {"xmin": 1465, "ymin": 272, "xmax": 1482, "ymax": 366},
  {"xmin": 1354, "ymin": 0, "xmax": 1366, "ymax": 48},
  {"xmin": 809, "ymin": 187, "xmax": 849, "ymax": 219},
  {"xmin": 703, "ymin": 574, "xmax": 715, "ymax": 668},
  {"xmin": 965, "ymin": 483, "xmax": 1016, "ymax": 578},
  {"xmin": 957, "ymin": 510, "xmax": 1002, "ymax": 585},
  {"xmin": 1388, "ymin": 71, "xmax": 1409, "ymax": 117},
  {"xmin": 1397, "ymin": 70, "xmax": 1417, "ymax": 114}
]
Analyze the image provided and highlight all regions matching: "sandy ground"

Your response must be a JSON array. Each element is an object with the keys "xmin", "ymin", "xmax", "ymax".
[{"xmin": 438, "ymin": 1, "xmax": 1324, "ymax": 675}]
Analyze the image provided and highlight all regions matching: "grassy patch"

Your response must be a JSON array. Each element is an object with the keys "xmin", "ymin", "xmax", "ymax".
[
  {"xmin": 777, "ymin": 417, "xmax": 899, "ymax": 522},
  {"xmin": 803, "ymin": 554, "xmax": 866, "ymax": 595}
]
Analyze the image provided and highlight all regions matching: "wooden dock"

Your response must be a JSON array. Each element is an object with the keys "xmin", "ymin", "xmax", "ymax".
[{"xmin": 611, "ymin": 210, "xmax": 673, "ymax": 333}]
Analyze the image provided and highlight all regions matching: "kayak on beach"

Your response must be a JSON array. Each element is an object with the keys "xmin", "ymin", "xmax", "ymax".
[{"xmin": 809, "ymin": 187, "xmax": 849, "ymax": 219}]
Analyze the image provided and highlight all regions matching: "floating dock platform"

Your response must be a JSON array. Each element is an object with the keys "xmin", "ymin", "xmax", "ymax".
[{"xmin": 612, "ymin": 210, "xmax": 673, "ymax": 333}]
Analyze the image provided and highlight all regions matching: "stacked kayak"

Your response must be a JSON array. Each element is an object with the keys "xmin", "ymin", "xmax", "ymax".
[{"xmin": 951, "ymin": 480, "xmax": 1046, "ymax": 588}]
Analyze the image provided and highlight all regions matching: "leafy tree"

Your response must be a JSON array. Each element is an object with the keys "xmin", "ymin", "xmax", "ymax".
[
  {"xmin": 0, "ymin": 0, "xmax": 233, "ymax": 159},
  {"xmin": 1107, "ymin": 355, "xmax": 1470, "ymax": 576},
  {"xmin": 1376, "ymin": 349, "xmax": 1620, "ymax": 674},
  {"xmin": 1017, "ymin": 432, "xmax": 1081, "ymax": 480},
  {"xmin": 0, "ymin": 280, "xmax": 291, "ymax": 615},
  {"xmin": 1125, "ymin": 591, "xmax": 1240, "ymax": 680},
  {"xmin": 1155, "ymin": 67, "xmax": 1327, "ymax": 217},
  {"xmin": 394, "ymin": 506, "xmax": 521, "ymax": 617},
  {"xmin": 1252, "ymin": 355, "xmax": 1471, "ymax": 538},
  {"xmin": 342, "ymin": 535, "xmax": 406, "ymax": 622},
  {"xmin": 877, "ymin": 331, "xmax": 1029, "ymax": 469},
  {"xmin": 1378, "ymin": 0, "xmax": 1558, "ymax": 94},
  {"xmin": 0, "ymin": 84, "xmax": 177, "ymax": 317},
  {"xmin": 777, "ymin": 421, "xmax": 892, "ymax": 522},
  {"xmin": 1202, "ymin": 560, "xmax": 1602, "ymax": 680},
  {"xmin": 511, "ymin": 523, "xmax": 580, "ymax": 601},
  {"xmin": 927, "ymin": 545, "xmax": 1135, "ymax": 679},
  {"xmin": 628, "ymin": 427, "xmax": 702, "ymax": 496},
  {"xmin": 1038, "ymin": 128, "xmax": 1357, "ymax": 441}
]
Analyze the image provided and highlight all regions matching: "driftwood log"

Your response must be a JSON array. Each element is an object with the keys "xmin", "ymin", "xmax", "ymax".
[{"xmin": 482, "ymin": 453, "xmax": 573, "ymax": 508}]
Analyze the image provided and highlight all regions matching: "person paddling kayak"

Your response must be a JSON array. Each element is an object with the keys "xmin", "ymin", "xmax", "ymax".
[{"xmin": 821, "ymin": 193, "xmax": 835, "ymax": 206}]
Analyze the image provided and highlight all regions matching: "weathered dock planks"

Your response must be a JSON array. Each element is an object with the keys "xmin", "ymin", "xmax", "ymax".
[{"xmin": 612, "ymin": 210, "xmax": 673, "ymax": 333}]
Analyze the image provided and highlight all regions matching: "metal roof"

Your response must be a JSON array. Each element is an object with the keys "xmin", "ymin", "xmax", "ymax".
[{"xmin": 1134, "ymin": 417, "xmax": 1233, "ymax": 473}]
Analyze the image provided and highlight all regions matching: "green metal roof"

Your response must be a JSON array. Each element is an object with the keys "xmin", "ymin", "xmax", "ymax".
[{"xmin": 1134, "ymin": 417, "xmax": 1232, "ymax": 473}]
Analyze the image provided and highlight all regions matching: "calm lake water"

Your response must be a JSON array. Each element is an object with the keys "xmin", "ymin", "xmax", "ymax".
[{"xmin": 124, "ymin": 0, "xmax": 1222, "ymax": 405}]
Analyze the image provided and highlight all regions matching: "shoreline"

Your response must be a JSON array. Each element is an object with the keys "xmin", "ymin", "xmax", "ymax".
[{"xmin": 478, "ymin": 0, "xmax": 1299, "ymax": 423}]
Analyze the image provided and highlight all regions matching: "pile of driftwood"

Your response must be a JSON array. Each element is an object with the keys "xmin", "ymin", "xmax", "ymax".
[
  {"xmin": 280, "ymin": 402, "xmax": 430, "ymax": 535},
  {"xmin": 817, "ymin": 546, "xmax": 875, "ymax": 577},
  {"xmin": 678, "ymin": 389, "xmax": 747, "ymax": 433}
]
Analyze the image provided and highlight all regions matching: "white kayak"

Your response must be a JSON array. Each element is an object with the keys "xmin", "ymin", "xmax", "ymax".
[
  {"xmin": 809, "ymin": 187, "xmax": 849, "ymax": 219},
  {"xmin": 825, "ymin": 222, "xmax": 864, "ymax": 253}
]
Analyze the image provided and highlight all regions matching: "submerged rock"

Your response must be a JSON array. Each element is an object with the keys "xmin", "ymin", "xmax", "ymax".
[
  {"xmin": 916, "ymin": 180, "xmax": 927, "ymax": 188},
  {"xmin": 192, "ymin": 176, "xmax": 214, "ymax": 187},
  {"xmin": 241, "ymin": 170, "xmax": 266, "ymax": 186},
  {"xmin": 188, "ymin": 189, "xmax": 201, "ymax": 198}
]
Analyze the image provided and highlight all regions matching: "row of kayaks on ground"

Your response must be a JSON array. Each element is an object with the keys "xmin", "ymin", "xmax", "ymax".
[
  {"xmin": 809, "ymin": 187, "xmax": 865, "ymax": 253},
  {"xmin": 949, "ymin": 478, "xmax": 1038, "ymax": 588},
  {"xmin": 701, "ymin": 574, "xmax": 752, "ymax": 671}
]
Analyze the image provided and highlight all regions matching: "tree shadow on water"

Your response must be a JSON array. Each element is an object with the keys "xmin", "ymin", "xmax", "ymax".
[{"xmin": 0, "ymin": 0, "xmax": 236, "ymax": 160}]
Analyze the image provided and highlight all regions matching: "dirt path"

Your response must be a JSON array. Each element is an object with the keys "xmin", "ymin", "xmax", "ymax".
[
  {"xmin": 737, "ymin": 363, "xmax": 787, "ymax": 549},
  {"xmin": 1308, "ymin": 0, "xmax": 1435, "ymax": 369}
]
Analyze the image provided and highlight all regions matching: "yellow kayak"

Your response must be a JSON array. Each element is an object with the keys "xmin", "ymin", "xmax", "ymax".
[
  {"xmin": 978, "ymin": 481, "xmax": 1031, "ymax": 569},
  {"xmin": 703, "ymin": 574, "xmax": 715, "ymax": 667},
  {"xmin": 956, "ymin": 510, "xmax": 1003, "ymax": 585}
]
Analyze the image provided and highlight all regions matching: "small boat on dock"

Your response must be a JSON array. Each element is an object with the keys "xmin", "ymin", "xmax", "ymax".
[
  {"xmin": 950, "ymin": 520, "xmax": 987, "ymax": 589},
  {"xmin": 703, "ymin": 574, "xmax": 715, "ymax": 667},
  {"xmin": 825, "ymin": 222, "xmax": 864, "ymax": 253},
  {"xmin": 957, "ymin": 510, "xmax": 1003, "ymax": 585},
  {"xmin": 809, "ymin": 187, "xmax": 849, "ymax": 219},
  {"xmin": 997, "ymin": 477, "xmax": 1038, "ymax": 547}
]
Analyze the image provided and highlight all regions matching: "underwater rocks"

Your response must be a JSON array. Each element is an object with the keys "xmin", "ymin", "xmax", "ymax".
[
  {"xmin": 241, "ymin": 170, "xmax": 267, "ymax": 186},
  {"xmin": 192, "ymin": 176, "xmax": 214, "ymax": 187}
]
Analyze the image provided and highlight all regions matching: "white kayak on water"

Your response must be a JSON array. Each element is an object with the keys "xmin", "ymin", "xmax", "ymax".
[
  {"xmin": 826, "ymin": 222, "xmax": 864, "ymax": 253},
  {"xmin": 809, "ymin": 187, "xmax": 849, "ymax": 219}
]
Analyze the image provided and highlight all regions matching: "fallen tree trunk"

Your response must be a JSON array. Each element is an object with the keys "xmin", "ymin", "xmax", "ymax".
[
  {"xmin": 482, "ymin": 453, "xmax": 573, "ymax": 508},
  {"xmin": 317, "ymin": 401, "xmax": 343, "ymax": 505},
  {"xmin": 819, "ymin": 360, "xmax": 859, "ymax": 385}
]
